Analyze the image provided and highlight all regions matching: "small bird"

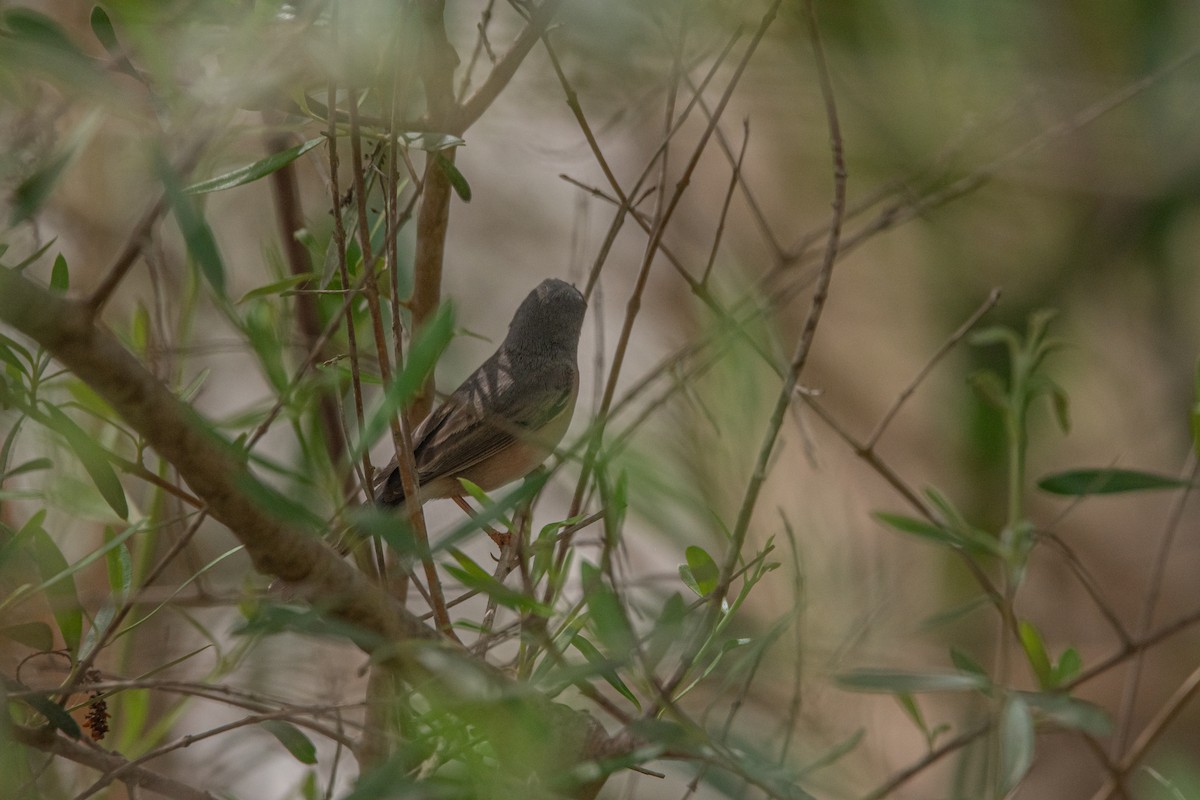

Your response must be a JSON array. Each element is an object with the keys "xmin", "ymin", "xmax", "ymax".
[{"xmin": 374, "ymin": 278, "xmax": 587, "ymax": 509}]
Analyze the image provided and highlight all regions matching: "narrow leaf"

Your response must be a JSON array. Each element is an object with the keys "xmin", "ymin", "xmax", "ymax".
[
  {"xmin": 26, "ymin": 522, "xmax": 83, "ymax": 653},
  {"xmin": 435, "ymin": 153, "xmax": 471, "ymax": 202},
  {"xmin": 260, "ymin": 720, "xmax": 318, "ymax": 765},
  {"xmin": 570, "ymin": 634, "xmax": 641, "ymax": 709},
  {"xmin": 444, "ymin": 549, "xmax": 551, "ymax": 616},
  {"xmin": 3, "ymin": 457, "xmax": 53, "ymax": 480},
  {"xmin": 10, "ymin": 151, "xmax": 71, "ymax": 226},
  {"xmin": 1054, "ymin": 647, "xmax": 1082, "ymax": 685},
  {"xmin": 585, "ymin": 579, "xmax": 635, "ymax": 656},
  {"xmin": 187, "ymin": 138, "xmax": 323, "ymax": 194},
  {"xmin": 874, "ymin": 512, "xmax": 960, "ymax": 548},
  {"xmin": 1000, "ymin": 696, "xmax": 1035, "ymax": 793},
  {"xmin": 1022, "ymin": 691, "xmax": 1110, "ymax": 736},
  {"xmin": 836, "ymin": 668, "xmax": 989, "ymax": 694},
  {"xmin": 351, "ymin": 303, "xmax": 454, "ymax": 461},
  {"xmin": 42, "ymin": 403, "xmax": 128, "ymax": 519},
  {"xmin": 684, "ymin": 546, "xmax": 719, "ymax": 596},
  {"xmin": 0, "ymin": 621, "xmax": 54, "ymax": 651},
  {"xmin": 237, "ymin": 273, "xmax": 317, "ymax": 304},
  {"xmin": 156, "ymin": 150, "xmax": 226, "ymax": 295},
  {"xmin": 50, "ymin": 253, "xmax": 69, "ymax": 293},
  {"xmin": 89, "ymin": 6, "xmax": 120, "ymax": 53},
  {"xmin": 20, "ymin": 689, "xmax": 83, "ymax": 739},
  {"xmin": 1018, "ymin": 620, "xmax": 1053, "ymax": 689},
  {"xmin": 1037, "ymin": 468, "xmax": 1191, "ymax": 496}
]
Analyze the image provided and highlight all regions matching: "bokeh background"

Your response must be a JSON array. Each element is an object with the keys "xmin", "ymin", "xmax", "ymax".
[{"xmin": 4, "ymin": 0, "xmax": 1200, "ymax": 798}]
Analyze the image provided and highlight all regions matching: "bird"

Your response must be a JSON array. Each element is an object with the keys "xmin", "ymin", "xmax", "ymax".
[{"xmin": 373, "ymin": 278, "xmax": 586, "ymax": 510}]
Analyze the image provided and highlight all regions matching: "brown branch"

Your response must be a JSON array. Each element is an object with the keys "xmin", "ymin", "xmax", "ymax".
[
  {"xmin": 409, "ymin": 150, "xmax": 453, "ymax": 424},
  {"xmin": 1, "ymin": 221, "xmax": 623, "ymax": 800},
  {"xmin": 85, "ymin": 141, "xmax": 205, "ymax": 318},
  {"xmin": 455, "ymin": 0, "xmax": 565, "ymax": 134},
  {"xmin": 552, "ymin": 0, "xmax": 780, "ymax": 595},
  {"xmin": 864, "ymin": 288, "xmax": 1002, "ymax": 449},
  {"xmin": 265, "ymin": 130, "xmax": 350, "ymax": 476},
  {"xmin": 0, "ymin": 265, "xmax": 435, "ymax": 646},
  {"xmin": 1090, "ymin": 661, "xmax": 1200, "ymax": 800},
  {"xmin": 12, "ymin": 724, "xmax": 218, "ymax": 800},
  {"xmin": 1112, "ymin": 452, "xmax": 1200, "ymax": 756},
  {"xmin": 656, "ymin": 0, "xmax": 818, "ymax": 704}
]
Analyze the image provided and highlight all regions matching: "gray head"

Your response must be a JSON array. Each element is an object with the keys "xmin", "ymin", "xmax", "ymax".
[{"xmin": 503, "ymin": 278, "xmax": 587, "ymax": 356}]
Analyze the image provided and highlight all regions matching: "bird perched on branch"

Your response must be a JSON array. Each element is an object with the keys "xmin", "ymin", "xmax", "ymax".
[{"xmin": 374, "ymin": 278, "xmax": 586, "ymax": 509}]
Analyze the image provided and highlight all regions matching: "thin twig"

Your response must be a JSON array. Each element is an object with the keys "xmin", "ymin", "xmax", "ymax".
[
  {"xmin": 1111, "ymin": 452, "xmax": 1199, "ymax": 756},
  {"xmin": 550, "ymin": 0, "xmax": 778, "ymax": 598},
  {"xmin": 12, "ymin": 725, "xmax": 217, "ymax": 800},
  {"xmin": 858, "ymin": 722, "xmax": 990, "ymax": 800},
  {"xmin": 85, "ymin": 140, "xmax": 205, "ymax": 318},
  {"xmin": 864, "ymin": 288, "xmax": 1002, "ymax": 449},
  {"xmin": 701, "ymin": 119, "xmax": 750, "ymax": 286},
  {"xmin": 657, "ymin": 0, "xmax": 821, "ymax": 705},
  {"xmin": 1091, "ymin": 661, "xmax": 1200, "ymax": 800}
]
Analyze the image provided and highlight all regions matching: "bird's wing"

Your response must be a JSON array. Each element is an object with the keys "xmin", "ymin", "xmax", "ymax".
[{"xmin": 412, "ymin": 353, "xmax": 574, "ymax": 481}]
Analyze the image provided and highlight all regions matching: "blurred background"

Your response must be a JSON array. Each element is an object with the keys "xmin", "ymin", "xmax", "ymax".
[{"xmin": 3, "ymin": 0, "xmax": 1200, "ymax": 798}]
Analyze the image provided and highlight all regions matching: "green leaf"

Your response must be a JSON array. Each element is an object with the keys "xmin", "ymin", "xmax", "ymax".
[
  {"xmin": 351, "ymin": 302, "xmax": 455, "ymax": 462},
  {"xmin": 435, "ymin": 153, "xmax": 471, "ymax": 202},
  {"xmin": 25, "ymin": 517, "xmax": 83, "ymax": 653},
  {"xmin": 584, "ymin": 572, "xmax": 635, "ymax": 657},
  {"xmin": 969, "ymin": 370, "xmax": 1009, "ymax": 410},
  {"xmin": 1054, "ymin": 647, "xmax": 1082, "ymax": 685},
  {"xmin": 237, "ymin": 273, "xmax": 317, "ymax": 304},
  {"xmin": 874, "ymin": 512, "xmax": 961, "ymax": 549},
  {"xmin": 644, "ymin": 592, "xmax": 687, "ymax": 670},
  {"xmin": 970, "ymin": 325, "xmax": 1020, "ymax": 352},
  {"xmin": 260, "ymin": 720, "xmax": 318, "ymax": 765},
  {"xmin": 949, "ymin": 647, "xmax": 989, "ymax": 680},
  {"xmin": 1000, "ymin": 696, "xmax": 1035, "ymax": 793},
  {"xmin": 9, "ymin": 238, "xmax": 57, "ymax": 272},
  {"xmin": 920, "ymin": 595, "xmax": 992, "ymax": 629},
  {"xmin": 1037, "ymin": 468, "xmax": 1191, "ymax": 496},
  {"xmin": 10, "ymin": 151, "xmax": 71, "ymax": 226},
  {"xmin": 400, "ymin": 132, "xmax": 466, "ymax": 152},
  {"xmin": 3, "ymin": 457, "xmax": 53, "ymax": 480},
  {"xmin": 156, "ymin": 149, "xmax": 226, "ymax": 295},
  {"xmin": 42, "ymin": 403, "xmax": 128, "ymax": 519},
  {"xmin": 0, "ymin": 621, "xmax": 54, "ymax": 651},
  {"xmin": 243, "ymin": 301, "xmax": 288, "ymax": 393},
  {"xmin": 187, "ymin": 138, "xmax": 324, "ymax": 194},
  {"xmin": 530, "ymin": 515, "xmax": 584, "ymax": 586},
  {"xmin": 1018, "ymin": 620, "xmax": 1053, "ymax": 689},
  {"xmin": 836, "ymin": 668, "xmax": 989, "ymax": 694},
  {"xmin": 3, "ymin": 8, "xmax": 83, "ymax": 53},
  {"xmin": 89, "ymin": 6, "xmax": 120, "ymax": 53},
  {"xmin": 1192, "ymin": 405, "xmax": 1200, "ymax": 459},
  {"xmin": 683, "ymin": 545, "xmax": 719, "ymax": 596},
  {"xmin": 19, "ymin": 688, "xmax": 83, "ymax": 739},
  {"xmin": 354, "ymin": 506, "xmax": 421, "ymax": 559},
  {"xmin": 49, "ymin": 253, "xmax": 69, "ymax": 293},
  {"xmin": 443, "ymin": 548, "xmax": 552, "ymax": 616},
  {"xmin": 895, "ymin": 693, "xmax": 929, "ymax": 737},
  {"xmin": 234, "ymin": 604, "xmax": 384, "ymax": 651},
  {"xmin": 569, "ymin": 634, "xmax": 641, "ymax": 709},
  {"xmin": 1048, "ymin": 380, "xmax": 1071, "ymax": 433},
  {"xmin": 232, "ymin": 473, "xmax": 324, "ymax": 534},
  {"xmin": 797, "ymin": 728, "xmax": 865, "ymax": 779},
  {"xmin": 1021, "ymin": 691, "xmax": 1111, "ymax": 736},
  {"xmin": 104, "ymin": 527, "xmax": 133, "ymax": 603}
]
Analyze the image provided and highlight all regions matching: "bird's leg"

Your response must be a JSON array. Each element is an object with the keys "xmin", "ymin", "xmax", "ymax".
[{"xmin": 451, "ymin": 496, "xmax": 511, "ymax": 548}]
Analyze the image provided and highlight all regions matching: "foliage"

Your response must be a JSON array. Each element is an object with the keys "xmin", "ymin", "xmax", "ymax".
[{"xmin": 2, "ymin": 2, "xmax": 1200, "ymax": 800}]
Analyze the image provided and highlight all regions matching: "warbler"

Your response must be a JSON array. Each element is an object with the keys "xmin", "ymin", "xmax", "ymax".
[{"xmin": 374, "ymin": 278, "xmax": 586, "ymax": 507}]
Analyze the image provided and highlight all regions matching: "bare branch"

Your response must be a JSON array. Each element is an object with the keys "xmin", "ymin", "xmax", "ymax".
[{"xmin": 11, "ymin": 724, "xmax": 218, "ymax": 800}]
